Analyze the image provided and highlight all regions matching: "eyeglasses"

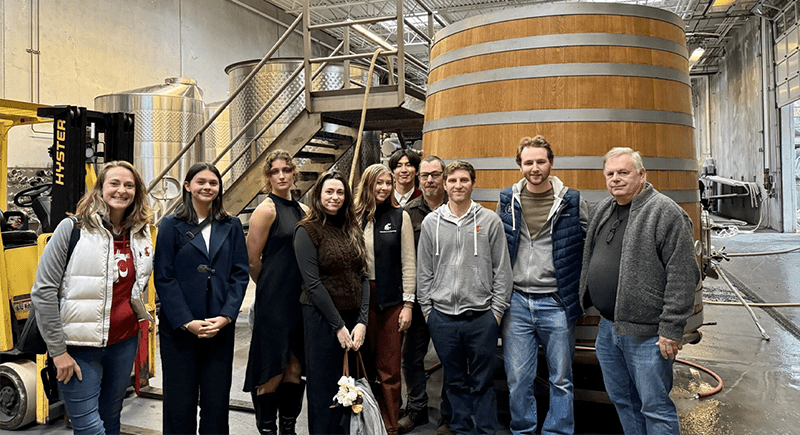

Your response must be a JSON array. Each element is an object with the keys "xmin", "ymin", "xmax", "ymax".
[
  {"xmin": 419, "ymin": 172, "xmax": 443, "ymax": 180},
  {"xmin": 605, "ymin": 219, "xmax": 622, "ymax": 244}
]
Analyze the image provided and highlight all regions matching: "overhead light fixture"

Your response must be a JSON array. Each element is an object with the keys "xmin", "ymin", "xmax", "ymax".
[
  {"xmin": 689, "ymin": 47, "xmax": 706, "ymax": 62},
  {"xmin": 352, "ymin": 23, "xmax": 395, "ymax": 51},
  {"xmin": 710, "ymin": 0, "xmax": 736, "ymax": 7}
]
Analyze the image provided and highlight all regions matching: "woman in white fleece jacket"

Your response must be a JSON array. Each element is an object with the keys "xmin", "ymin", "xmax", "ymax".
[{"xmin": 31, "ymin": 161, "xmax": 154, "ymax": 435}]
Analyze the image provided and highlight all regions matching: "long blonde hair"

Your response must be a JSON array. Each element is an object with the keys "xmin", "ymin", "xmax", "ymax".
[
  {"xmin": 74, "ymin": 161, "xmax": 152, "ymax": 234},
  {"xmin": 354, "ymin": 163, "xmax": 399, "ymax": 225}
]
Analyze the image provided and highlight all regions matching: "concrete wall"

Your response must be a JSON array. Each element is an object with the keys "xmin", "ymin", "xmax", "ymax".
[
  {"xmin": 700, "ymin": 18, "xmax": 784, "ymax": 229},
  {"xmin": 1, "ymin": 0, "xmax": 336, "ymax": 167}
]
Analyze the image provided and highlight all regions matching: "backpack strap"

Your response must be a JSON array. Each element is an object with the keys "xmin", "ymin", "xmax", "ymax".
[
  {"xmin": 66, "ymin": 216, "xmax": 81, "ymax": 264},
  {"xmin": 180, "ymin": 218, "xmax": 212, "ymax": 247}
]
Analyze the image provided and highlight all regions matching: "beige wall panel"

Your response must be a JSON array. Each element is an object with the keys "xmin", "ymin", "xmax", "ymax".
[{"xmin": 2, "ymin": 0, "xmax": 315, "ymax": 167}]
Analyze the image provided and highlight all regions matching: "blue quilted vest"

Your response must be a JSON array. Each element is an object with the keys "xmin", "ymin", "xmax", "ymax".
[{"xmin": 499, "ymin": 186, "xmax": 585, "ymax": 323}]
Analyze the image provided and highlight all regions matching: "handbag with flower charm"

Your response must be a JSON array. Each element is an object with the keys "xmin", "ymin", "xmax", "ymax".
[{"xmin": 333, "ymin": 350, "xmax": 388, "ymax": 435}]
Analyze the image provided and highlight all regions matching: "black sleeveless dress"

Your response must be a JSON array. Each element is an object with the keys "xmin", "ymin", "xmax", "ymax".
[{"xmin": 244, "ymin": 193, "xmax": 305, "ymax": 391}]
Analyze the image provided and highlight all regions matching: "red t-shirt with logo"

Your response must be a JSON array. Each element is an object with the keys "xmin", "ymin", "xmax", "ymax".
[{"xmin": 107, "ymin": 231, "xmax": 140, "ymax": 345}]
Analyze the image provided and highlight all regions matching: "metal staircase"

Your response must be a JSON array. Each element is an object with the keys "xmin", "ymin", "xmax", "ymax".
[{"xmin": 146, "ymin": 0, "xmax": 427, "ymax": 222}]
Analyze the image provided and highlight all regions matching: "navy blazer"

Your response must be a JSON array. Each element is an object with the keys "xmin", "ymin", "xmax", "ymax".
[{"xmin": 154, "ymin": 214, "xmax": 249, "ymax": 331}]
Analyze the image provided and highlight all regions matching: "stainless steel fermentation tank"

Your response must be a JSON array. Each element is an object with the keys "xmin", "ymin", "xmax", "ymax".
[
  {"xmin": 94, "ymin": 77, "xmax": 205, "ymax": 198},
  {"xmin": 204, "ymin": 101, "xmax": 231, "ymax": 171},
  {"xmin": 225, "ymin": 58, "xmax": 379, "ymax": 178}
]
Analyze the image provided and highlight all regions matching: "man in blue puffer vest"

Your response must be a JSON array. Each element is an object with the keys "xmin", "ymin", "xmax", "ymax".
[{"xmin": 497, "ymin": 135, "xmax": 588, "ymax": 435}]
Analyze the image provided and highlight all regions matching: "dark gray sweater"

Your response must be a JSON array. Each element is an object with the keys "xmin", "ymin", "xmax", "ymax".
[{"xmin": 578, "ymin": 184, "xmax": 700, "ymax": 341}]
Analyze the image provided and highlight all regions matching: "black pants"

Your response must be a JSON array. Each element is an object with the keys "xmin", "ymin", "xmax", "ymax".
[
  {"xmin": 160, "ymin": 320, "xmax": 235, "ymax": 435},
  {"xmin": 303, "ymin": 304, "xmax": 360, "ymax": 435},
  {"xmin": 402, "ymin": 303, "xmax": 451, "ymax": 423}
]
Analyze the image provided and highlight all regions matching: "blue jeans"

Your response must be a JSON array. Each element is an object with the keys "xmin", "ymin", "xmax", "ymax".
[
  {"xmin": 595, "ymin": 317, "xmax": 680, "ymax": 435},
  {"xmin": 502, "ymin": 292, "xmax": 575, "ymax": 435},
  {"xmin": 428, "ymin": 309, "xmax": 499, "ymax": 435},
  {"xmin": 58, "ymin": 336, "xmax": 139, "ymax": 435}
]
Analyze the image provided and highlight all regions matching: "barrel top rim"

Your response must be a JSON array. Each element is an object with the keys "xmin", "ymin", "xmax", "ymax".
[
  {"xmin": 433, "ymin": 3, "xmax": 685, "ymax": 43},
  {"xmin": 224, "ymin": 57, "xmax": 306, "ymax": 74}
]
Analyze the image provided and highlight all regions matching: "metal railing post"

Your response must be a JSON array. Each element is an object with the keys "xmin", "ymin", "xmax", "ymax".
[
  {"xmin": 303, "ymin": 0, "xmax": 313, "ymax": 112},
  {"xmin": 344, "ymin": 27, "xmax": 351, "ymax": 89},
  {"xmin": 396, "ymin": 0, "xmax": 405, "ymax": 103}
]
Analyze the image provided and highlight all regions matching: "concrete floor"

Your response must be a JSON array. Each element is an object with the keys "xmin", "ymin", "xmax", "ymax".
[{"xmin": 20, "ymin": 227, "xmax": 800, "ymax": 435}]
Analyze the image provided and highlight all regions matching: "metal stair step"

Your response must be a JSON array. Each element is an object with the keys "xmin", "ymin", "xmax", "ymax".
[{"xmin": 313, "ymin": 129, "xmax": 354, "ymax": 142}]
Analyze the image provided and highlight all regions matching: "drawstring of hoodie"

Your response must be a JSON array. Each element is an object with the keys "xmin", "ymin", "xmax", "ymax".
[
  {"xmin": 511, "ymin": 194, "xmax": 517, "ymax": 231},
  {"xmin": 435, "ymin": 213, "xmax": 441, "ymax": 256},
  {"xmin": 473, "ymin": 206, "xmax": 478, "ymax": 256}
]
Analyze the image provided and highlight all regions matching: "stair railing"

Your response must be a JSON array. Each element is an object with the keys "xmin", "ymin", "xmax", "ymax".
[
  {"xmin": 147, "ymin": 0, "xmax": 423, "ymax": 224},
  {"xmin": 302, "ymin": 0, "xmax": 409, "ymax": 109},
  {"xmin": 153, "ymin": 41, "xmax": 346, "ymax": 223}
]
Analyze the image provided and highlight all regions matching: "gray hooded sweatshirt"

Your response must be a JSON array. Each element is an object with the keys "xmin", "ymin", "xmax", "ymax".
[{"xmin": 416, "ymin": 201, "xmax": 513, "ymax": 319}]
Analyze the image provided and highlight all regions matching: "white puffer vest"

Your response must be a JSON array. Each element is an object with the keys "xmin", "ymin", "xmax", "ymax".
[{"xmin": 60, "ymin": 215, "xmax": 154, "ymax": 347}]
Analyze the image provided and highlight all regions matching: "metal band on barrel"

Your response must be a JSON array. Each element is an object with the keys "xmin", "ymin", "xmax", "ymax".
[
  {"xmin": 443, "ymin": 156, "xmax": 697, "ymax": 172},
  {"xmin": 427, "ymin": 63, "xmax": 690, "ymax": 96},
  {"xmin": 433, "ymin": 3, "xmax": 684, "ymax": 41},
  {"xmin": 423, "ymin": 109, "xmax": 695, "ymax": 133},
  {"xmin": 470, "ymin": 188, "xmax": 700, "ymax": 203},
  {"xmin": 430, "ymin": 33, "xmax": 688, "ymax": 71}
]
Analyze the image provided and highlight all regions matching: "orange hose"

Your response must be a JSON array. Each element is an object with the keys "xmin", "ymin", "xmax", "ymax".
[{"xmin": 575, "ymin": 345, "xmax": 723, "ymax": 398}]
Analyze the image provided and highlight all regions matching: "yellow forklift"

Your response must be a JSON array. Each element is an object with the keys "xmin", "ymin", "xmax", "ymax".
[{"xmin": 0, "ymin": 99, "xmax": 157, "ymax": 430}]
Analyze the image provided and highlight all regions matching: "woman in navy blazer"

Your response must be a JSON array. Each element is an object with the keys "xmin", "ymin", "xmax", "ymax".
[{"xmin": 154, "ymin": 162, "xmax": 249, "ymax": 435}]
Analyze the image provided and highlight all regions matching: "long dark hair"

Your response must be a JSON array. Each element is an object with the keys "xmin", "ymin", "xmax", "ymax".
[
  {"xmin": 300, "ymin": 171, "xmax": 367, "ymax": 271},
  {"xmin": 174, "ymin": 162, "xmax": 229, "ymax": 223}
]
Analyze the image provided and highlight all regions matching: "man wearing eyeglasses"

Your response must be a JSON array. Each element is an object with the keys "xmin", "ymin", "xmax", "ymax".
[
  {"xmin": 400, "ymin": 155, "xmax": 451, "ymax": 434},
  {"xmin": 497, "ymin": 135, "xmax": 588, "ymax": 435},
  {"xmin": 579, "ymin": 147, "xmax": 699, "ymax": 434}
]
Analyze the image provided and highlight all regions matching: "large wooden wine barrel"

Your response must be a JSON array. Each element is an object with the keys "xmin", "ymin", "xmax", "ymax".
[{"xmin": 423, "ymin": 3, "xmax": 702, "ymax": 344}]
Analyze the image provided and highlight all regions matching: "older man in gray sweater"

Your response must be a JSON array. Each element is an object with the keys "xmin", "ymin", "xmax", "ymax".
[{"xmin": 579, "ymin": 147, "xmax": 700, "ymax": 435}]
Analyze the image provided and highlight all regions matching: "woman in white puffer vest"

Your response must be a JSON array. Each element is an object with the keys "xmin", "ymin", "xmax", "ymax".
[{"xmin": 31, "ymin": 161, "xmax": 154, "ymax": 435}]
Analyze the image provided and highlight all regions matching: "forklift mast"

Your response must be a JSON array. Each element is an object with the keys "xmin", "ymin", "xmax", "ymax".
[{"xmin": 36, "ymin": 106, "xmax": 134, "ymax": 232}]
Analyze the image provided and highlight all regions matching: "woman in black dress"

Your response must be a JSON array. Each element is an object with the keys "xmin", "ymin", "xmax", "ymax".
[{"xmin": 244, "ymin": 150, "xmax": 309, "ymax": 435}]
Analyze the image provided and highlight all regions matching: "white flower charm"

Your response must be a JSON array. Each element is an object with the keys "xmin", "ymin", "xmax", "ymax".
[{"xmin": 332, "ymin": 375, "xmax": 364, "ymax": 413}]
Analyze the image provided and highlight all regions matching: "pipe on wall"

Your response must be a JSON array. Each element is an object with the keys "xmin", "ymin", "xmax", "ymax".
[
  {"xmin": 705, "ymin": 75, "xmax": 711, "ymax": 157},
  {"xmin": 27, "ymin": 0, "xmax": 49, "ymax": 135},
  {"xmin": 28, "ymin": 0, "xmax": 40, "ymax": 103},
  {"xmin": 761, "ymin": 16, "xmax": 772, "ymax": 174}
]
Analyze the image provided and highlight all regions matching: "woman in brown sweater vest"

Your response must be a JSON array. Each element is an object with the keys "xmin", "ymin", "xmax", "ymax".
[{"xmin": 294, "ymin": 171, "xmax": 370, "ymax": 434}]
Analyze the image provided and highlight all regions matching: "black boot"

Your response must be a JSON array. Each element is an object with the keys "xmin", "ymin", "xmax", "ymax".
[
  {"xmin": 252, "ymin": 391, "xmax": 278, "ymax": 435},
  {"xmin": 278, "ymin": 381, "xmax": 305, "ymax": 435}
]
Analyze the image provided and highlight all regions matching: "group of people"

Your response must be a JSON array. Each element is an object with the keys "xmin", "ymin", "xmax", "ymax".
[{"xmin": 29, "ymin": 135, "xmax": 700, "ymax": 435}]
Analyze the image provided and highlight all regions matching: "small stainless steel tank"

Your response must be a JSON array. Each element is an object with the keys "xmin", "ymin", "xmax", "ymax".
[
  {"xmin": 225, "ymin": 58, "xmax": 378, "ymax": 178},
  {"xmin": 204, "ymin": 101, "xmax": 231, "ymax": 175},
  {"xmin": 94, "ymin": 77, "xmax": 205, "ymax": 198}
]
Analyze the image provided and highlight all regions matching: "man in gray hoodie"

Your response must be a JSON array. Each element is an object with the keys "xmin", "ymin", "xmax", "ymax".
[
  {"xmin": 417, "ymin": 160, "xmax": 513, "ymax": 435},
  {"xmin": 579, "ymin": 147, "xmax": 700, "ymax": 435}
]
